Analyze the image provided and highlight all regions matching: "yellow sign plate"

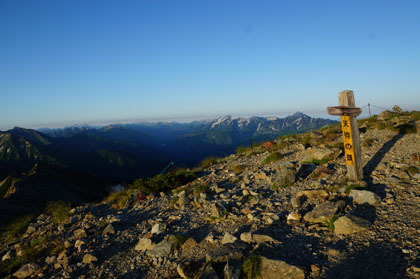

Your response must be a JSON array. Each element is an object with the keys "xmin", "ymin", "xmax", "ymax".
[{"xmin": 341, "ymin": 116, "xmax": 355, "ymax": 166}]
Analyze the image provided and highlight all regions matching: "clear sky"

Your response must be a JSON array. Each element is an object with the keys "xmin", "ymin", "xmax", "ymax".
[{"xmin": 1, "ymin": 0, "xmax": 419, "ymax": 130}]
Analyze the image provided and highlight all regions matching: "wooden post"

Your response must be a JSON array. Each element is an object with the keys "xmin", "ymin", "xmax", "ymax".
[{"xmin": 327, "ymin": 90, "xmax": 363, "ymax": 181}]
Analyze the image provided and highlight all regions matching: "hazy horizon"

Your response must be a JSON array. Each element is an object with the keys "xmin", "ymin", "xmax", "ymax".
[{"xmin": 1, "ymin": 1, "xmax": 420, "ymax": 130}]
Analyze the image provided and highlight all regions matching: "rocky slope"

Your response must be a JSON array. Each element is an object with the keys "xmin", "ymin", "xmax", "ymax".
[{"xmin": 1, "ymin": 111, "xmax": 420, "ymax": 279}]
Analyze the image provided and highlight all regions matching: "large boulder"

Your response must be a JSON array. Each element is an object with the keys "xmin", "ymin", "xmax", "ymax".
[
  {"xmin": 349, "ymin": 190, "xmax": 381, "ymax": 205},
  {"xmin": 334, "ymin": 215, "xmax": 371, "ymax": 235},
  {"xmin": 260, "ymin": 257, "xmax": 305, "ymax": 279},
  {"xmin": 273, "ymin": 163, "xmax": 296, "ymax": 186},
  {"xmin": 303, "ymin": 200, "xmax": 345, "ymax": 223}
]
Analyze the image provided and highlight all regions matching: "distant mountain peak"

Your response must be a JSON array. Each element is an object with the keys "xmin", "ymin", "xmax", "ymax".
[{"xmin": 291, "ymin": 111, "xmax": 308, "ymax": 118}]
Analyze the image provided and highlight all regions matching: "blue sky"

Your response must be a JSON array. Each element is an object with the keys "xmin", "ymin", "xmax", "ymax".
[{"xmin": 1, "ymin": 0, "xmax": 419, "ymax": 130}]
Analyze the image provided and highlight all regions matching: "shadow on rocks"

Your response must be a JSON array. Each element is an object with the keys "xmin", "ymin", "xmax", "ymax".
[
  {"xmin": 363, "ymin": 133, "xmax": 404, "ymax": 177},
  {"xmin": 324, "ymin": 242, "xmax": 407, "ymax": 279},
  {"xmin": 349, "ymin": 204, "xmax": 377, "ymax": 223}
]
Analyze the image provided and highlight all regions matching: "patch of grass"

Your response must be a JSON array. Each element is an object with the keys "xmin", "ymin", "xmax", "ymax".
[
  {"xmin": 193, "ymin": 183, "xmax": 208, "ymax": 196},
  {"xmin": 263, "ymin": 152, "xmax": 283, "ymax": 164},
  {"xmin": 410, "ymin": 111, "xmax": 420, "ymax": 121},
  {"xmin": 233, "ymin": 164, "xmax": 246, "ymax": 173},
  {"xmin": 0, "ymin": 215, "xmax": 35, "ymax": 244},
  {"xmin": 298, "ymin": 133, "xmax": 312, "ymax": 146},
  {"xmin": 405, "ymin": 166, "xmax": 419, "ymax": 176},
  {"xmin": 201, "ymin": 156, "xmax": 217, "ymax": 168},
  {"xmin": 130, "ymin": 168, "xmax": 197, "ymax": 194},
  {"xmin": 272, "ymin": 183, "xmax": 289, "ymax": 191},
  {"xmin": 363, "ymin": 137, "xmax": 375, "ymax": 147},
  {"xmin": 170, "ymin": 196, "xmax": 179, "ymax": 207},
  {"xmin": 0, "ymin": 236, "xmax": 48, "ymax": 276},
  {"xmin": 106, "ymin": 189, "xmax": 133, "ymax": 209},
  {"xmin": 327, "ymin": 216, "xmax": 339, "ymax": 232},
  {"xmin": 50, "ymin": 243, "xmax": 65, "ymax": 255},
  {"xmin": 377, "ymin": 121, "xmax": 397, "ymax": 131},
  {"xmin": 344, "ymin": 184, "xmax": 364, "ymax": 194},
  {"xmin": 45, "ymin": 201, "xmax": 72, "ymax": 224},
  {"xmin": 243, "ymin": 255, "xmax": 261, "ymax": 279},
  {"xmin": 397, "ymin": 123, "xmax": 417, "ymax": 134}
]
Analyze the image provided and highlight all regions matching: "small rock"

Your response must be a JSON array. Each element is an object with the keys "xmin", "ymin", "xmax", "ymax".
[
  {"xmin": 253, "ymin": 234, "xmax": 277, "ymax": 244},
  {"xmin": 45, "ymin": 256, "xmax": 56, "ymax": 265},
  {"xmin": 349, "ymin": 190, "xmax": 381, "ymax": 205},
  {"xmin": 13, "ymin": 263, "xmax": 40, "ymax": 278},
  {"xmin": 211, "ymin": 202, "xmax": 227, "ymax": 218},
  {"xmin": 135, "ymin": 237, "xmax": 155, "ymax": 251},
  {"xmin": 177, "ymin": 260, "xmax": 204, "ymax": 279},
  {"xmin": 151, "ymin": 223, "xmax": 163, "ymax": 234},
  {"xmin": 73, "ymin": 228, "xmax": 87, "ymax": 239},
  {"xmin": 82, "ymin": 254, "xmax": 98, "ymax": 264},
  {"xmin": 334, "ymin": 215, "xmax": 371, "ymax": 235},
  {"xmin": 222, "ymin": 233, "xmax": 237, "ymax": 244},
  {"xmin": 296, "ymin": 189, "xmax": 328, "ymax": 202},
  {"xmin": 287, "ymin": 213, "xmax": 302, "ymax": 224},
  {"xmin": 25, "ymin": 225, "xmax": 36, "ymax": 234},
  {"xmin": 102, "ymin": 223, "xmax": 115, "ymax": 235},
  {"xmin": 182, "ymin": 237, "xmax": 198, "ymax": 250},
  {"xmin": 240, "ymin": 232, "xmax": 253, "ymax": 243}
]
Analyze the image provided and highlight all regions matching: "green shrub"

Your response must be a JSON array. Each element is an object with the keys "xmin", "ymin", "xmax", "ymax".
[
  {"xmin": 243, "ymin": 255, "xmax": 261, "ymax": 279},
  {"xmin": 0, "ymin": 215, "xmax": 35, "ymax": 244},
  {"xmin": 45, "ymin": 201, "xmax": 71, "ymax": 223},
  {"xmin": 233, "ymin": 164, "xmax": 246, "ymax": 173},
  {"xmin": 193, "ymin": 183, "xmax": 208, "ymax": 196},
  {"xmin": 303, "ymin": 158, "xmax": 330, "ymax": 165},
  {"xmin": 410, "ymin": 111, "xmax": 420, "ymax": 121},
  {"xmin": 397, "ymin": 123, "xmax": 417, "ymax": 134},
  {"xmin": 298, "ymin": 133, "xmax": 312, "ymax": 146},
  {"xmin": 106, "ymin": 189, "xmax": 133, "ymax": 209},
  {"xmin": 363, "ymin": 138, "xmax": 375, "ymax": 147},
  {"xmin": 130, "ymin": 169, "xmax": 197, "ymax": 194},
  {"xmin": 405, "ymin": 166, "xmax": 419, "ymax": 176},
  {"xmin": 201, "ymin": 156, "xmax": 217, "ymax": 168},
  {"xmin": 327, "ymin": 216, "xmax": 339, "ymax": 232},
  {"xmin": 263, "ymin": 152, "xmax": 283, "ymax": 164},
  {"xmin": 0, "ymin": 236, "xmax": 48, "ymax": 276},
  {"xmin": 272, "ymin": 183, "xmax": 289, "ymax": 191}
]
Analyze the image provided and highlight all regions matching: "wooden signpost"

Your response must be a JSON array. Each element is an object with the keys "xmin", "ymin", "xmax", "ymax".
[{"xmin": 327, "ymin": 90, "xmax": 363, "ymax": 181}]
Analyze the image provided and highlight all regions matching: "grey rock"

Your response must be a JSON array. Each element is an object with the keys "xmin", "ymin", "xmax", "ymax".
[
  {"xmin": 147, "ymin": 240, "xmax": 172, "ymax": 257},
  {"xmin": 273, "ymin": 163, "xmax": 296, "ymax": 186},
  {"xmin": 349, "ymin": 189, "xmax": 381, "ymax": 205},
  {"xmin": 260, "ymin": 257, "xmax": 305, "ymax": 279}
]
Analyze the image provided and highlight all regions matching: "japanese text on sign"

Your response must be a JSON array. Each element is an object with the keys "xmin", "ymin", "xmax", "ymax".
[{"xmin": 341, "ymin": 116, "xmax": 355, "ymax": 166}]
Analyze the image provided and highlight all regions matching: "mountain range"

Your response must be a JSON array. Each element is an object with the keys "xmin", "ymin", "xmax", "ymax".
[{"xmin": 1, "ymin": 112, "xmax": 336, "ymax": 181}]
